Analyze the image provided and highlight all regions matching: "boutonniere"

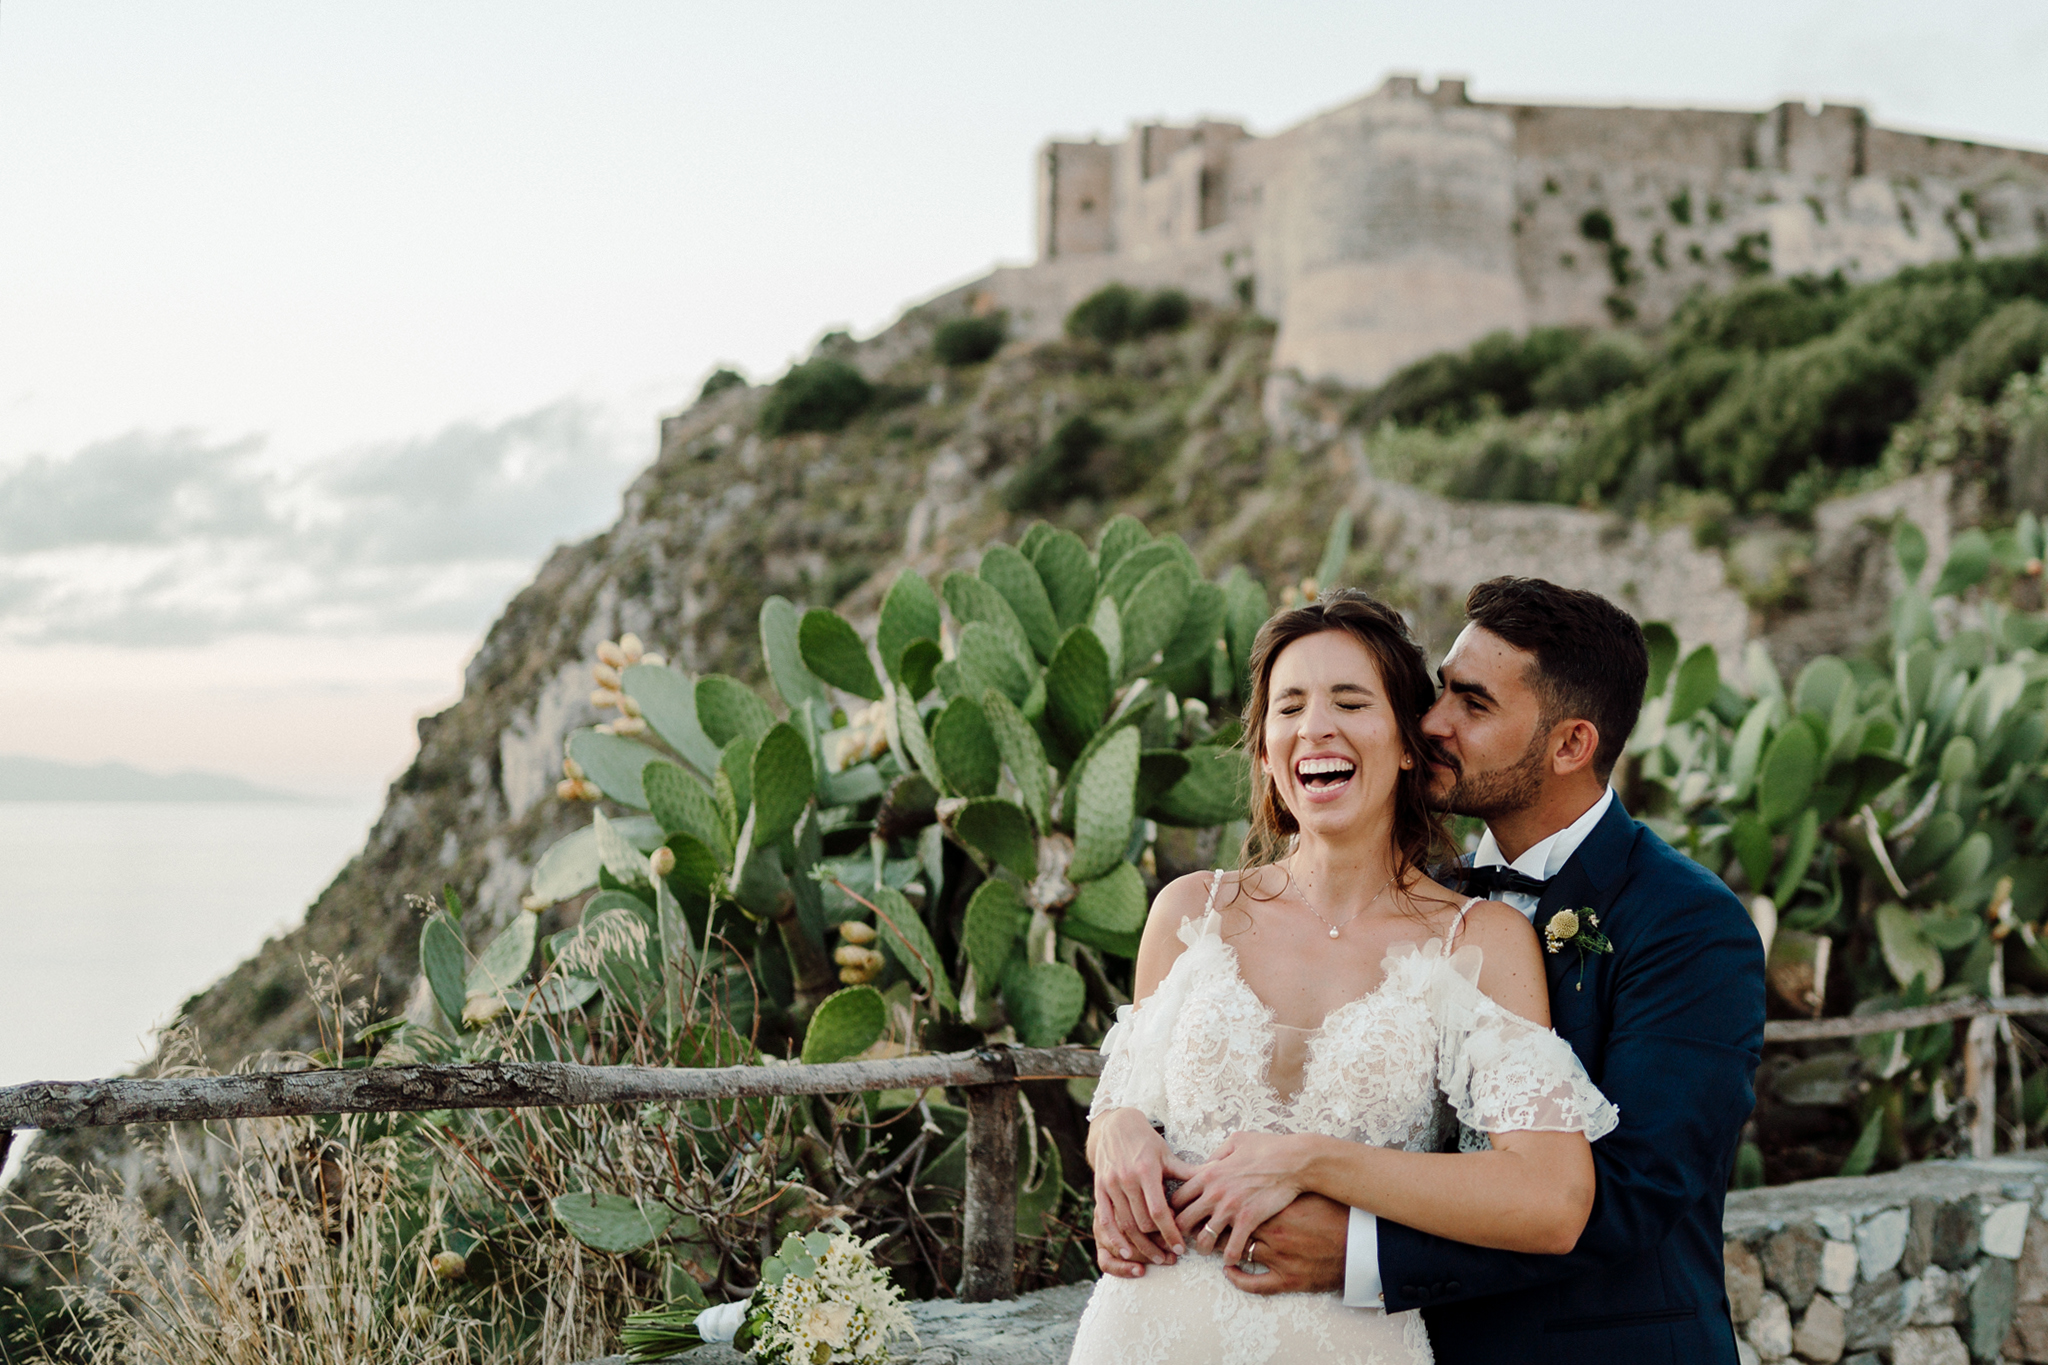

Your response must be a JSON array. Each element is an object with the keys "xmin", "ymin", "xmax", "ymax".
[{"xmin": 1544, "ymin": 908, "xmax": 1612, "ymax": 991}]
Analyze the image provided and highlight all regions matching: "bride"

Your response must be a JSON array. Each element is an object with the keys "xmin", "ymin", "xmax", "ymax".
[{"xmin": 1068, "ymin": 591, "xmax": 1617, "ymax": 1364}]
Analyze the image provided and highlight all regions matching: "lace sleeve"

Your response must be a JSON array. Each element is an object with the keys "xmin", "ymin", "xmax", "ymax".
[
  {"xmin": 1088, "ymin": 1007, "xmax": 1148, "ymax": 1122},
  {"xmin": 1428, "ymin": 944, "xmax": 1619, "ymax": 1140},
  {"xmin": 1087, "ymin": 876, "xmax": 1227, "ymax": 1126}
]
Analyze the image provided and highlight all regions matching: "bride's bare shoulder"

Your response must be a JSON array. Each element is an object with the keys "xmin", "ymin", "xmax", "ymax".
[
  {"xmin": 1400, "ymin": 873, "xmax": 1478, "ymax": 935},
  {"xmin": 1146, "ymin": 871, "xmax": 1217, "ymax": 926}
]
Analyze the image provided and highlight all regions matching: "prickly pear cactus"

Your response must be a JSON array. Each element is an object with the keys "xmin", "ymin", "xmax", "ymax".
[
  {"xmin": 455, "ymin": 513, "xmax": 1257, "ymax": 1069},
  {"xmin": 1629, "ymin": 510, "xmax": 2048, "ymax": 1177}
]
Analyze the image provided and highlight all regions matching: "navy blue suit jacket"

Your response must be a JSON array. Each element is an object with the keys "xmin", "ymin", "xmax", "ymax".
[{"xmin": 1378, "ymin": 798, "xmax": 1766, "ymax": 1365}]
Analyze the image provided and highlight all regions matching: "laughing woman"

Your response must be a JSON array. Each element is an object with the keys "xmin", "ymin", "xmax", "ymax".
[{"xmin": 1066, "ymin": 591, "xmax": 1616, "ymax": 1365}]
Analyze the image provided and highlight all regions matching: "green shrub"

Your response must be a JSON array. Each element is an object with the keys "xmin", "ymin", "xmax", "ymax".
[
  {"xmin": 698, "ymin": 367, "xmax": 746, "ymax": 401},
  {"xmin": 1669, "ymin": 275, "xmax": 1850, "ymax": 354},
  {"xmin": 1724, "ymin": 231, "xmax": 1773, "ymax": 279},
  {"xmin": 1532, "ymin": 334, "xmax": 1647, "ymax": 410},
  {"xmin": 1686, "ymin": 333, "xmax": 1920, "ymax": 497},
  {"xmin": 757, "ymin": 359, "xmax": 874, "ymax": 436},
  {"xmin": 1361, "ymin": 327, "xmax": 1584, "ymax": 428},
  {"xmin": 1842, "ymin": 280, "xmax": 1992, "ymax": 369},
  {"xmin": 1940, "ymin": 298, "xmax": 2048, "ymax": 402},
  {"xmin": 1002, "ymin": 412, "xmax": 1109, "ymax": 511},
  {"xmin": 932, "ymin": 314, "xmax": 1007, "ymax": 366},
  {"xmin": 1065, "ymin": 284, "xmax": 1192, "ymax": 345},
  {"xmin": 1066, "ymin": 283, "xmax": 1139, "ymax": 344},
  {"xmin": 1572, "ymin": 350, "xmax": 1747, "ymax": 497},
  {"xmin": 1442, "ymin": 433, "xmax": 1557, "ymax": 503},
  {"xmin": 1132, "ymin": 288, "xmax": 1191, "ymax": 335}
]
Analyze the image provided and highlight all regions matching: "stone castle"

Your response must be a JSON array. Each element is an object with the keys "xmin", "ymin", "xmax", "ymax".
[{"xmin": 972, "ymin": 75, "xmax": 2048, "ymax": 387}]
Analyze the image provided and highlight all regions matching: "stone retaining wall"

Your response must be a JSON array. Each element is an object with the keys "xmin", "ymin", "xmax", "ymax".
[{"xmin": 1724, "ymin": 1153, "xmax": 2048, "ymax": 1364}]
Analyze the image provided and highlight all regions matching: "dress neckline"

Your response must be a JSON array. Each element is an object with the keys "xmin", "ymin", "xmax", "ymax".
[{"xmin": 1185, "ymin": 874, "xmax": 1482, "ymax": 1036}]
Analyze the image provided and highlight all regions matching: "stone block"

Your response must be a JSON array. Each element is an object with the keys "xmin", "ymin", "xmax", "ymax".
[
  {"xmin": 1890, "ymin": 1325, "xmax": 1970, "ymax": 1365},
  {"xmin": 1817, "ymin": 1210, "xmax": 1857, "ymax": 1243},
  {"xmin": 1973, "ymin": 1257, "xmax": 2019, "ymax": 1362},
  {"xmin": 1729, "ymin": 1241, "xmax": 1766, "ymax": 1324},
  {"xmin": 1737, "ymin": 1342, "xmax": 1761, "ymax": 1365},
  {"xmin": 1821, "ymin": 1240, "xmax": 1860, "ymax": 1297},
  {"xmin": 1768, "ymin": 1223, "xmax": 1827, "ymax": 1311},
  {"xmin": 1749, "ymin": 1291, "xmax": 1794, "ymax": 1359},
  {"xmin": 2008, "ymin": 1302, "xmax": 2048, "ymax": 1362},
  {"xmin": 1911, "ymin": 1265, "xmax": 1960, "ymax": 1325},
  {"xmin": 1794, "ymin": 1293, "xmax": 1846, "ymax": 1363},
  {"xmin": 1839, "ymin": 1356, "xmax": 1881, "ymax": 1365},
  {"xmin": 1861, "ymin": 1208, "xmax": 1911, "ymax": 1280},
  {"xmin": 1936, "ymin": 1200, "xmax": 1984, "ymax": 1270},
  {"xmin": 1847, "ymin": 1271, "xmax": 1913, "ymax": 1352},
  {"xmin": 1906, "ymin": 1197, "xmax": 1938, "ymax": 1278},
  {"xmin": 1988, "ymin": 1203, "xmax": 2034, "ymax": 1259},
  {"xmin": 2019, "ymin": 1219, "xmax": 2048, "ymax": 1304}
]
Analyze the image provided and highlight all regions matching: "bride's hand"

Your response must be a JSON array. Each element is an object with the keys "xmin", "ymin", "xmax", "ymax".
[
  {"xmin": 1170, "ymin": 1131, "xmax": 1310, "ymax": 1267},
  {"xmin": 1090, "ymin": 1107, "xmax": 1197, "ymax": 1265}
]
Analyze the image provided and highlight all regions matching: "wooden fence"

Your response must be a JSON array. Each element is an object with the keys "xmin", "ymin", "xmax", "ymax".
[
  {"xmin": 7, "ymin": 999, "xmax": 2048, "ymax": 1301},
  {"xmin": 0, "ymin": 1044, "xmax": 1104, "ymax": 1302}
]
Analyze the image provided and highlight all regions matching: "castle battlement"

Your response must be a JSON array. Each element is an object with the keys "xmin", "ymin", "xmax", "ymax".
[{"xmin": 979, "ymin": 76, "xmax": 2048, "ymax": 387}]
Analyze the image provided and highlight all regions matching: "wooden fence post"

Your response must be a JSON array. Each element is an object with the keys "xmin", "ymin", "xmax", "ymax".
[
  {"xmin": 958, "ymin": 1046, "xmax": 1019, "ymax": 1302},
  {"xmin": 1967, "ymin": 1014, "xmax": 2000, "ymax": 1158}
]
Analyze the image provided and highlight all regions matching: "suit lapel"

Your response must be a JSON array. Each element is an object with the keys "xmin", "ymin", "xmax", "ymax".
[{"xmin": 1536, "ymin": 797, "xmax": 1637, "ymax": 1026}]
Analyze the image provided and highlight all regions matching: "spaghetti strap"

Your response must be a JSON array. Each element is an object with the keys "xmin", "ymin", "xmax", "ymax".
[
  {"xmin": 1445, "ymin": 895, "xmax": 1482, "ymax": 951},
  {"xmin": 1199, "ymin": 868, "xmax": 1227, "ymax": 924}
]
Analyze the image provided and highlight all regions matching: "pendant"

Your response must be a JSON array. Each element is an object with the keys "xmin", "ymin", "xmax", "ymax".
[{"xmin": 1329, "ymin": 927, "xmax": 1341, "ymax": 939}]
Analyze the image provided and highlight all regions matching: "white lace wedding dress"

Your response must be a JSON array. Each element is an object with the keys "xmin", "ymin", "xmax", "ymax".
[{"xmin": 1068, "ymin": 874, "xmax": 1618, "ymax": 1365}]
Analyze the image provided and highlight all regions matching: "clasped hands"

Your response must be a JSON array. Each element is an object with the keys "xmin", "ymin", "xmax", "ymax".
[{"xmin": 1090, "ymin": 1108, "xmax": 1348, "ymax": 1294}]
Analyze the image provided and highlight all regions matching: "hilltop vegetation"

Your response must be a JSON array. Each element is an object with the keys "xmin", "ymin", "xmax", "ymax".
[{"xmin": 1350, "ymin": 250, "xmax": 2048, "ymax": 523}]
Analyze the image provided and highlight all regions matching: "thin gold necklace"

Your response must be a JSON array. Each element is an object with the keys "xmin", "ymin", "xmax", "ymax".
[{"xmin": 1297, "ymin": 868, "xmax": 1398, "ymax": 939}]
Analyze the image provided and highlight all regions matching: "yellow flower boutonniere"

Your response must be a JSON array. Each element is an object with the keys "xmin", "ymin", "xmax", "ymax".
[{"xmin": 1544, "ymin": 908, "xmax": 1613, "ymax": 991}]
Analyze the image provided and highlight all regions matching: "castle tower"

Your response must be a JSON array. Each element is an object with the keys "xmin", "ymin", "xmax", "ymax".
[{"xmin": 1260, "ymin": 77, "xmax": 1526, "ymax": 386}]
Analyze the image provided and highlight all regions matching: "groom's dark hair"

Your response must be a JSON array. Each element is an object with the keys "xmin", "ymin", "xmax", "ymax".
[{"xmin": 1464, "ymin": 577, "xmax": 1648, "ymax": 781}]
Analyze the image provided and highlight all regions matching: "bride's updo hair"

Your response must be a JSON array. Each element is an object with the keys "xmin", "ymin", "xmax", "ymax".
[{"xmin": 1238, "ymin": 589, "xmax": 1450, "ymax": 885}]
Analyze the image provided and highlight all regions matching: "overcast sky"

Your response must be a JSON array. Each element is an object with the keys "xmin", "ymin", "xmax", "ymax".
[{"xmin": 2, "ymin": 0, "xmax": 2044, "ymax": 798}]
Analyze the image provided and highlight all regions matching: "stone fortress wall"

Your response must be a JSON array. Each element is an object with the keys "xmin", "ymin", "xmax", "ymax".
[{"xmin": 972, "ymin": 76, "xmax": 2048, "ymax": 388}]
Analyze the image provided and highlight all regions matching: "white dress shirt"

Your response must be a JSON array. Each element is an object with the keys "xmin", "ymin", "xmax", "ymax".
[{"xmin": 1341, "ymin": 787, "xmax": 1616, "ymax": 1308}]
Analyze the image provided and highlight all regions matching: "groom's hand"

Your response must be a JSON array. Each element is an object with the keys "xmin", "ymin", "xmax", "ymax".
[{"xmin": 1221, "ymin": 1193, "xmax": 1349, "ymax": 1295}]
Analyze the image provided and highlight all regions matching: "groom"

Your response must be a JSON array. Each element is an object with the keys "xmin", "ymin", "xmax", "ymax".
[{"xmin": 1098, "ymin": 577, "xmax": 1766, "ymax": 1363}]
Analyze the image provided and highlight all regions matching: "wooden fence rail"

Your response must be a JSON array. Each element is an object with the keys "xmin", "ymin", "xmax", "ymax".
[
  {"xmin": 8, "ymin": 999, "xmax": 2048, "ymax": 1301},
  {"xmin": 1761, "ymin": 995, "xmax": 2048, "ymax": 1042},
  {"xmin": 0, "ymin": 1044, "xmax": 1105, "ymax": 1302}
]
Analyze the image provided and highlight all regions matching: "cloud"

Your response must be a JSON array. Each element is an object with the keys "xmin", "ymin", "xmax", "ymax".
[
  {"xmin": 0, "ymin": 399, "xmax": 641, "ymax": 646},
  {"xmin": 0, "ymin": 432, "xmax": 270, "ymax": 551}
]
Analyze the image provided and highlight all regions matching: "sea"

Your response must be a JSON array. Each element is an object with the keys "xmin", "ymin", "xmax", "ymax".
[{"xmin": 0, "ymin": 798, "xmax": 381, "ymax": 1183}]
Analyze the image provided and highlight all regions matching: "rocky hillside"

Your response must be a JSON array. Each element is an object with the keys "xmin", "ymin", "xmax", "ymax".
[{"xmin": 147, "ymin": 254, "xmax": 2048, "ymax": 1074}]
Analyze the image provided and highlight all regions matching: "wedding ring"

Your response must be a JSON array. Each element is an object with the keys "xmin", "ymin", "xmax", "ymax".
[{"xmin": 1241, "ymin": 1239, "xmax": 1260, "ymax": 1270}]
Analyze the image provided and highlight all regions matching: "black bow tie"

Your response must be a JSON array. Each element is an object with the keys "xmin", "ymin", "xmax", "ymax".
[{"xmin": 1459, "ymin": 864, "xmax": 1551, "ymax": 899}]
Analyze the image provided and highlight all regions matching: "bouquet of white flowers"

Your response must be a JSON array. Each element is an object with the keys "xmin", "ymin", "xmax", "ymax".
[{"xmin": 621, "ymin": 1227, "xmax": 914, "ymax": 1365}]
